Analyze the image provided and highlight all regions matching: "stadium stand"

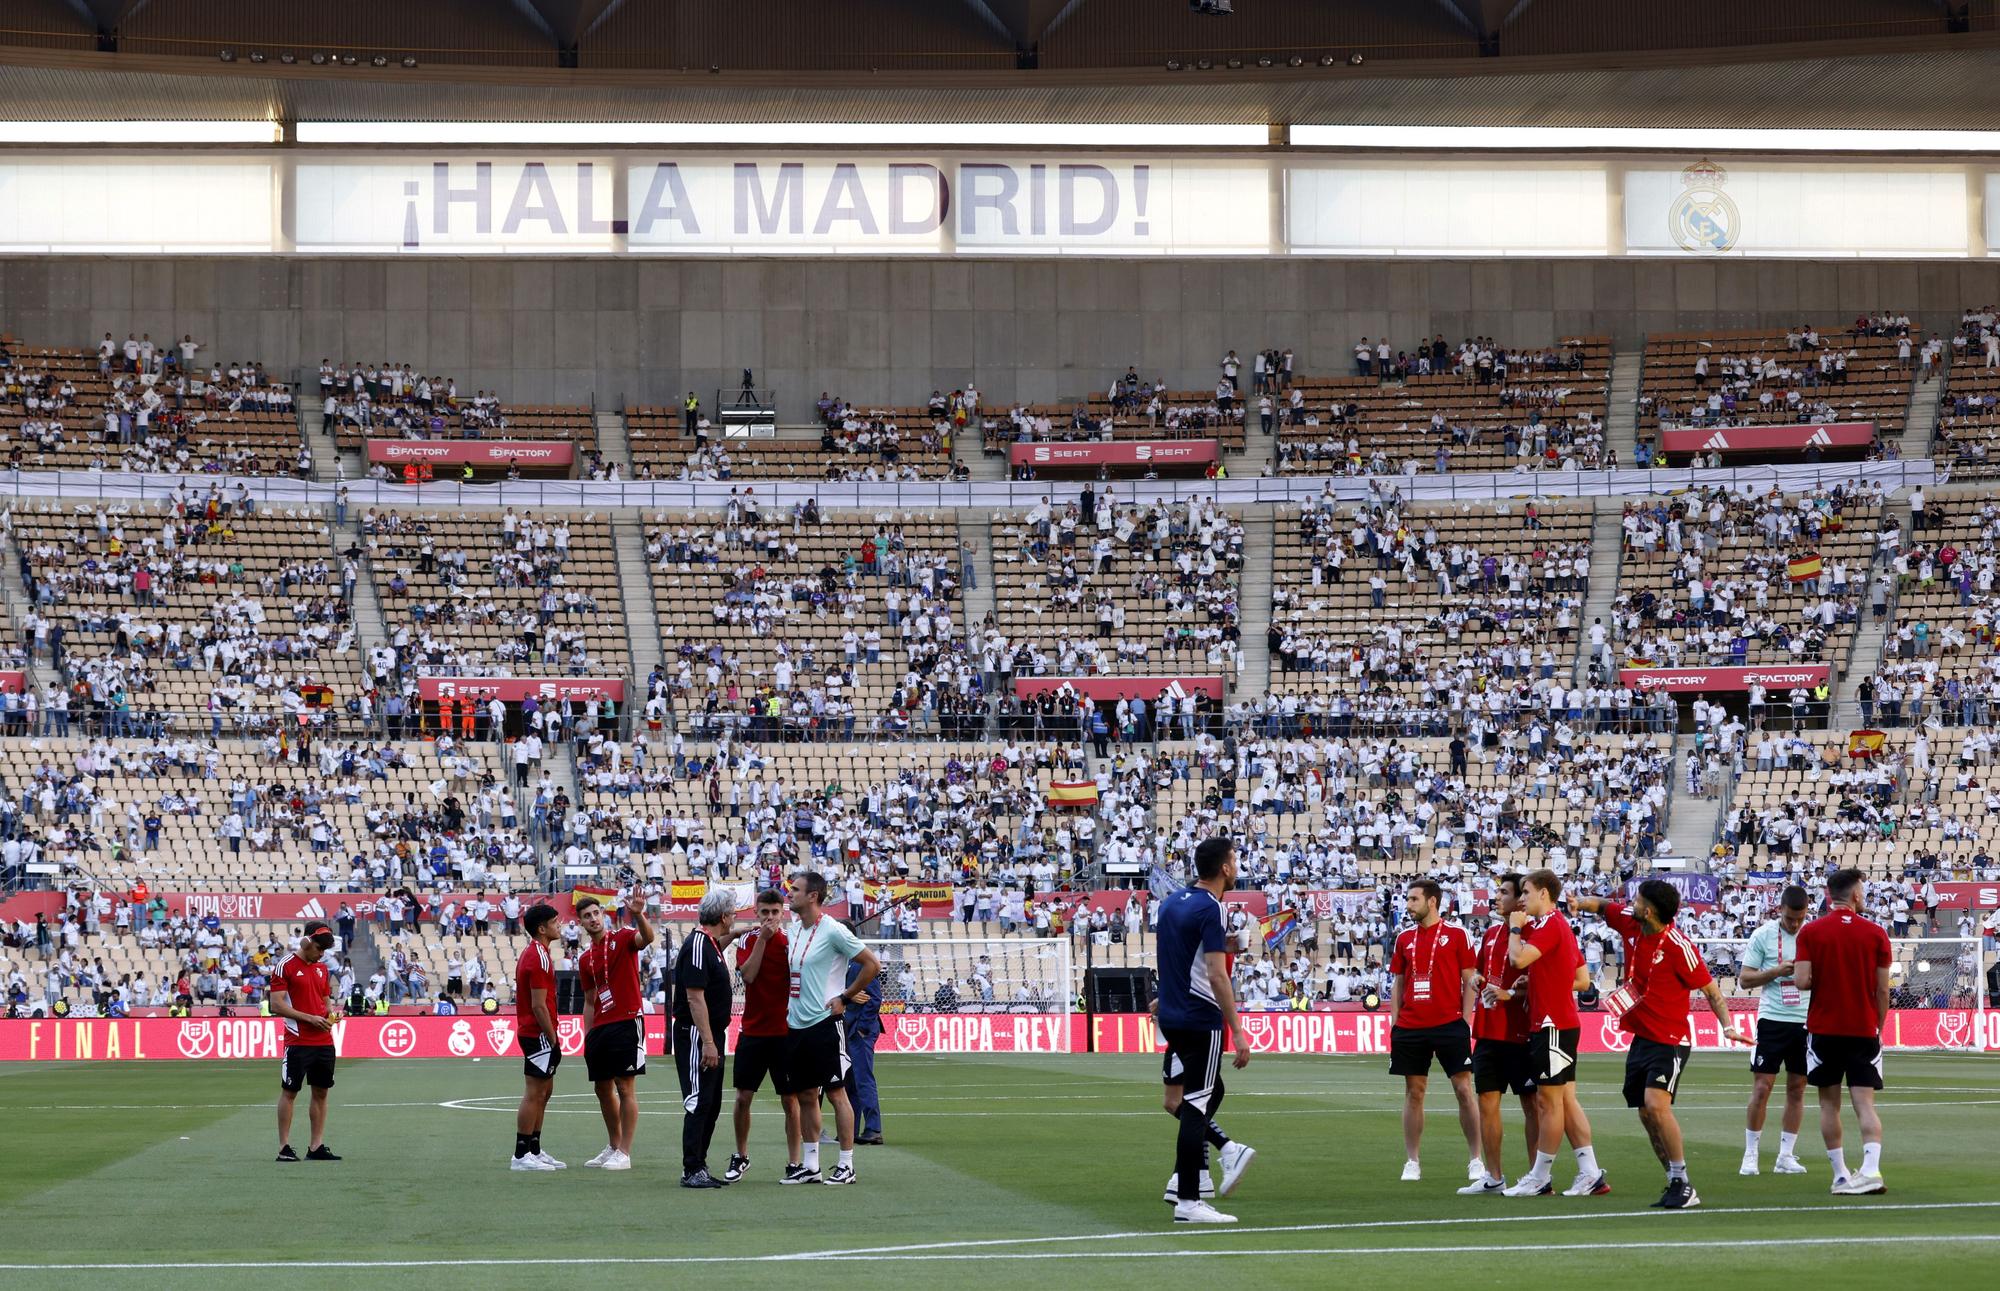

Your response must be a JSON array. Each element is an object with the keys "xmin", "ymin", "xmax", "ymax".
[
  {"xmin": 1854, "ymin": 488, "xmax": 2000, "ymax": 725},
  {"xmin": 1635, "ymin": 324, "xmax": 1911, "ymax": 445},
  {"xmin": 627, "ymin": 402, "xmax": 959, "ymax": 481}
]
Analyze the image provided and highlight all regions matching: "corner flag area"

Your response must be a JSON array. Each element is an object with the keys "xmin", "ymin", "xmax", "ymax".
[{"xmin": 2, "ymin": 1053, "xmax": 1995, "ymax": 1289}]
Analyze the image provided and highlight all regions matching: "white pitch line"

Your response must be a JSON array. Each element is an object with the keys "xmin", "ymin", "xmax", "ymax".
[
  {"xmin": 2, "ymin": 1222, "xmax": 1995, "ymax": 1273},
  {"xmin": 802, "ymin": 1199, "xmax": 2000, "ymax": 1259}
]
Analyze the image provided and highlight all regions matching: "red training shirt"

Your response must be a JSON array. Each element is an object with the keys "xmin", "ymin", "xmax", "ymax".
[
  {"xmin": 736, "ymin": 928, "xmax": 790, "ymax": 1038},
  {"xmin": 515, "ymin": 941, "xmax": 556, "ymax": 1039},
  {"xmin": 1796, "ymin": 909, "xmax": 1893, "ymax": 1037},
  {"xmin": 578, "ymin": 925, "xmax": 643, "ymax": 1029},
  {"xmin": 273, "ymin": 953, "xmax": 334, "ymax": 1048},
  {"xmin": 1473, "ymin": 923, "xmax": 1532, "ymax": 1043},
  {"xmin": 1390, "ymin": 920, "xmax": 1476, "ymax": 1030},
  {"xmin": 1521, "ymin": 911, "xmax": 1582, "ymax": 1031},
  {"xmin": 1597, "ymin": 901, "xmax": 1713, "ymax": 1046}
]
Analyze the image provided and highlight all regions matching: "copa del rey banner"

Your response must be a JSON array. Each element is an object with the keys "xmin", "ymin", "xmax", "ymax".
[{"xmin": 6, "ymin": 1008, "xmax": 1995, "ymax": 1061}]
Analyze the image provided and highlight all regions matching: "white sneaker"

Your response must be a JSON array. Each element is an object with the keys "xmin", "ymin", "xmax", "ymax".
[
  {"xmin": 1173, "ymin": 1199, "xmax": 1237, "ymax": 1224},
  {"xmin": 1502, "ymin": 1175, "xmax": 1553, "ymax": 1197},
  {"xmin": 1563, "ymin": 1171, "xmax": 1611, "ymax": 1197},
  {"xmin": 1832, "ymin": 1172, "xmax": 1885, "ymax": 1196},
  {"xmin": 509, "ymin": 1154, "xmax": 557, "ymax": 1171},
  {"xmin": 1162, "ymin": 1171, "xmax": 1217, "ymax": 1203},
  {"xmin": 1399, "ymin": 1159, "xmax": 1422, "ymax": 1182},
  {"xmin": 535, "ymin": 1152, "xmax": 567, "ymax": 1170},
  {"xmin": 1218, "ymin": 1142, "xmax": 1256, "ymax": 1196},
  {"xmin": 1457, "ymin": 1177, "xmax": 1505, "ymax": 1195},
  {"xmin": 582, "ymin": 1147, "xmax": 616, "ymax": 1169},
  {"xmin": 1739, "ymin": 1151, "xmax": 1760, "ymax": 1176},
  {"xmin": 600, "ymin": 1151, "xmax": 632, "ymax": 1172},
  {"xmin": 1774, "ymin": 1155, "xmax": 1807, "ymax": 1175},
  {"xmin": 1468, "ymin": 1158, "xmax": 1486, "ymax": 1183}
]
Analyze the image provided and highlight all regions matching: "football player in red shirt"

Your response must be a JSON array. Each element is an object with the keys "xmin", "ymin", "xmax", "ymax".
[
  {"xmin": 726, "ymin": 889, "xmax": 797, "ymax": 1183},
  {"xmin": 1461, "ymin": 873, "xmax": 1541, "ymax": 1195},
  {"xmin": 1794, "ymin": 867, "xmax": 1894, "ymax": 1195},
  {"xmin": 1387, "ymin": 879, "xmax": 1481, "ymax": 1184},
  {"xmin": 510, "ymin": 902, "xmax": 566, "ymax": 1172},
  {"xmin": 270, "ymin": 920, "xmax": 341, "ymax": 1163},
  {"xmin": 577, "ymin": 891, "xmax": 657, "ymax": 1171},
  {"xmin": 1572, "ymin": 882, "xmax": 1750, "ymax": 1209},
  {"xmin": 1503, "ymin": 869, "xmax": 1607, "ymax": 1197}
]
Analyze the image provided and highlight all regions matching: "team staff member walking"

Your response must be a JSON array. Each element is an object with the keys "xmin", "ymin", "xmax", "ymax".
[
  {"xmin": 510, "ymin": 902, "xmax": 567, "ymax": 1171},
  {"xmin": 577, "ymin": 891, "xmax": 656, "ymax": 1172},
  {"xmin": 726, "ymin": 890, "xmax": 793, "ymax": 1183},
  {"xmin": 1794, "ymin": 867, "xmax": 1894, "ymax": 1195},
  {"xmin": 1740, "ymin": 884, "xmax": 1814, "ymax": 1176},
  {"xmin": 271, "ymin": 919, "xmax": 342, "ymax": 1163},
  {"xmin": 1387, "ymin": 878, "xmax": 1482, "ymax": 1184},
  {"xmin": 1571, "ymin": 883, "xmax": 1751, "ymax": 1209},
  {"xmin": 674, "ymin": 890, "xmax": 744, "ymax": 1188},
  {"xmin": 1155, "ymin": 836, "xmax": 1254, "ymax": 1225},
  {"xmin": 843, "ymin": 956, "xmax": 885, "ymax": 1145}
]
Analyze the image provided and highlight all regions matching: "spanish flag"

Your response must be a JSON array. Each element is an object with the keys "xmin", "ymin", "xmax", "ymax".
[
  {"xmin": 1847, "ymin": 729, "xmax": 1888, "ymax": 759},
  {"xmin": 1787, "ymin": 553, "xmax": 1824, "ymax": 582},
  {"xmin": 1262, "ymin": 908, "xmax": 1301, "ymax": 951},
  {"xmin": 571, "ymin": 885, "xmax": 621, "ymax": 912},
  {"xmin": 1047, "ymin": 781, "xmax": 1099, "ymax": 807},
  {"xmin": 669, "ymin": 879, "xmax": 707, "ymax": 902}
]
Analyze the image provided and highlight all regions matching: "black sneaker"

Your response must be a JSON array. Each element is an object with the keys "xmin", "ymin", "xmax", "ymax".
[
  {"xmin": 855, "ymin": 1133, "xmax": 885, "ymax": 1146},
  {"xmin": 680, "ymin": 1169, "xmax": 725, "ymax": 1189},
  {"xmin": 306, "ymin": 1145, "xmax": 342, "ymax": 1162},
  {"xmin": 1653, "ymin": 1178, "xmax": 1699, "ymax": 1209},
  {"xmin": 276, "ymin": 1144, "xmax": 299, "ymax": 1163},
  {"xmin": 723, "ymin": 1154, "xmax": 750, "ymax": 1183},
  {"xmin": 824, "ymin": 1164, "xmax": 856, "ymax": 1186},
  {"xmin": 780, "ymin": 1164, "xmax": 820, "ymax": 1185}
]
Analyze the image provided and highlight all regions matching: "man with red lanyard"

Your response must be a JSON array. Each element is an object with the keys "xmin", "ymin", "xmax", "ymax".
[
  {"xmin": 1794, "ymin": 867, "xmax": 1894, "ymax": 1196},
  {"xmin": 576, "ymin": 891, "xmax": 657, "ymax": 1172},
  {"xmin": 1387, "ymin": 878, "xmax": 1481, "ymax": 1184},
  {"xmin": 1572, "ymin": 881, "xmax": 1750, "ymax": 1210},
  {"xmin": 270, "ymin": 920, "xmax": 341, "ymax": 1163},
  {"xmin": 1460, "ymin": 873, "xmax": 1541, "ymax": 1196},
  {"xmin": 725, "ymin": 889, "xmax": 796, "ymax": 1183}
]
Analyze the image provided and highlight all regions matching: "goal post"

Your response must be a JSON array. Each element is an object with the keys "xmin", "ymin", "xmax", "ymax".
[
  {"xmin": 865, "ymin": 937, "xmax": 1075, "ymax": 1054},
  {"xmin": 1695, "ymin": 936, "xmax": 1993, "ymax": 1051}
]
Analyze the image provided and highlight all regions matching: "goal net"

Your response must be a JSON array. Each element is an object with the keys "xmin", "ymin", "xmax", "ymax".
[
  {"xmin": 865, "ymin": 937, "xmax": 1075, "ymax": 1053},
  {"xmin": 1696, "ymin": 936, "xmax": 1993, "ymax": 1051}
]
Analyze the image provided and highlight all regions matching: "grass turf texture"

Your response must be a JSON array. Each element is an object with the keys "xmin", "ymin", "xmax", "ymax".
[{"xmin": 0, "ymin": 1053, "xmax": 1995, "ymax": 1289}]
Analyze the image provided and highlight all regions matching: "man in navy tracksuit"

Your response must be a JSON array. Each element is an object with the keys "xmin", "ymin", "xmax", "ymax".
[{"xmin": 844, "ymin": 958, "xmax": 884, "ymax": 1144}]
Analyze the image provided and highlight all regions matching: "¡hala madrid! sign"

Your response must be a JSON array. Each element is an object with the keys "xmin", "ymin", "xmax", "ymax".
[{"xmin": 292, "ymin": 157, "xmax": 1265, "ymax": 252}]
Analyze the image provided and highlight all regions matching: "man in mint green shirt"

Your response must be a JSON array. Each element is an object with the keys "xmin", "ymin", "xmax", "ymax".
[
  {"xmin": 1738, "ymin": 885, "xmax": 1812, "ymax": 1176},
  {"xmin": 777, "ymin": 871, "xmax": 880, "ymax": 1186}
]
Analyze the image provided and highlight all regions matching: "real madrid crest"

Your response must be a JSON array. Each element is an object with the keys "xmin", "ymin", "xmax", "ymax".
[{"xmin": 1669, "ymin": 159, "xmax": 1740, "ymax": 254}]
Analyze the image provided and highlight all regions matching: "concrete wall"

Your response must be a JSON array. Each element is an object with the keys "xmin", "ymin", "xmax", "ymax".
[{"xmin": 4, "ymin": 256, "xmax": 1996, "ymax": 418}]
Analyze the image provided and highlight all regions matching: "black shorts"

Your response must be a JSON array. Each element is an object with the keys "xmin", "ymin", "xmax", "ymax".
[
  {"xmin": 520, "ymin": 1032, "xmax": 562, "ymax": 1081},
  {"xmin": 280, "ymin": 1046, "xmax": 336, "ymax": 1092},
  {"xmin": 1527, "ymin": 1025, "xmax": 1581, "ymax": 1086},
  {"xmin": 1751, "ymin": 1019, "xmax": 1809, "ymax": 1077},
  {"xmin": 1807, "ymin": 1033, "xmax": 1885, "ymax": 1090},
  {"xmin": 1623, "ymin": 1036, "xmax": 1692, "ymax": 1107},
  {"xmin": 776, "ymin": 1018, "xmax": 848, "ymax": 1096},
  {"xmin": 1472, "ymin": 1039, "xmax": 1537, "ymax": 1097},
  {"xmin": 584, "ymin": 1017, "xmax": 646, "ymax": 1083},
  {"xmin": 1160, "ymin": 1026, "xmax": 1225, "ymax": 1116},
  {"xmin": 1389, "ymin": 1020, "xmax": 1473, "ymax": 1078},
  {"xmin": 733, "ymin": 1032, "xmax": 786, "ymax": 1093}
]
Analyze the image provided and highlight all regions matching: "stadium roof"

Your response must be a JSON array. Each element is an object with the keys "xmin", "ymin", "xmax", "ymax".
[{"xmin": 2, "ymin": 2, "xmax": 2000, "ymax": 132}]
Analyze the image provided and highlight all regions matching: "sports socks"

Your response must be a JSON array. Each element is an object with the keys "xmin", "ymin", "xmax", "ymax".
[
  {"xmin": 1528, "ymin": 1150, "xmax": 1556, "ymax": 1183},
  {"xmin": 1573, "ymin": 1145, "xmax": 1600, "ymax": 1177},
  {"xmin": 1744, "ymin": 1128, "xmax": 1761, "ymax": 1153},
  {"xmin": 1861, "ymin": 1142, "xmax": 1882, "ymax": 1176},
  {"xmin": 802, "ymin": 1142, "xmax": 820, "ymax": 1172},
  {"xmin": 1827, "ymin": 1147, "xmax": 1849, "ymax": 1179},
  {"xmin": 514, "ymin": 1133, "xmax": 535, "ymax": 1160},
  {"xmin": 838, "ymin": 1149, "xmax": 854, "ymax": 1171},
  {"xmin": 1778, "ymin": 1131, "xmax": 1798, "ymax": 1158},
  {"xmin": 1667, "ymin": 1160, "xmax": 1688, "ymax": 1182}
]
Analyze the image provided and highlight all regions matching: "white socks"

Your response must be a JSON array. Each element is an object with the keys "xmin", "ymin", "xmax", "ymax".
[
  {"xmin": 803, "ymin": 1142, "xmax": 820, "ymax": 1172},
  {"xmin": 1861, "ymin": 1142, "xmax": 1882, "ymax": 1176},
  {"xmin": 1574, "ymin": 1145, "xmax": 1600, "ymax": 1176},
  {"xmin": 1529, "ymin": 1150, "xmax": 1556, "ymax": 1182},
  {"xmin": 1828, "ymin": 1147, "xmax": 1849, "ymax": 1179},
  {"xmin": 1779, "ymin": 1131, "xmax": 1798, "ymax": 1158},
  {"xmin": 1744, "ymin": 1128, "xmax": 1761, "ymax": 1153},
  {"xmin": 839, "ymin": 1149, "xmax": 854, "ymax": 1170},
  {"xmin": 1667, "ymin": 1160, "xmax": 1687, "ymax": 1182}
]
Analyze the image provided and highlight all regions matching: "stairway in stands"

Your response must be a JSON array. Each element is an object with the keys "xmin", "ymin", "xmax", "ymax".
[
  {"xmin": 1235, "ymin": 510, "xmax": 1276, "ymax": 697},
  {"xmin": 594, "ymin": 407, "xmax": 633, "ymax": 476},
  {"xmin": 1573, "ymin": 502, "xmax": 1625, "ymax": 684},
  {"xmin": 1832, "ymin": 498, "xmax": 1908, "ymax": 720},
  {"xmin": 1663, "ymin": 740, "xmax": 1724, "ymax": 869},
  {"xmin": 1607, "ymin": 347, "xmax": 1644, "ymax": 460},
  {"xmin": 612, "ymin": 518, "xmax": 664, "ymax": 702},
  {"xmin": 1901, "ymin": 366, "xmax": 1941, "ymax": 460},
  {"xmin": 298, "ymin": 394, "xmax": 355, "ymax": 481}
]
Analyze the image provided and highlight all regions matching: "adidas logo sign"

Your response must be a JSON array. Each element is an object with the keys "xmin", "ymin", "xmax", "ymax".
[
  {"xmin": 296, "ymin": 898, "xmax": 326, "ymax": 919},
  {"xmin": 1806, "ymin": 428, "xmax": 1832, "ymax": 447},
  {"xmin": 1701, "ymin": 432, "xmax": 1730, "ymax": 450}
]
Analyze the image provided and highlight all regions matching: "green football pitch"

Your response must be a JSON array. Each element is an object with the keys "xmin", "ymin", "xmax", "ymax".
[{"xmin": 1, "ymin": 1052, "xmax": 1996, "ymax": 1289}]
